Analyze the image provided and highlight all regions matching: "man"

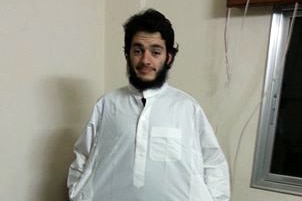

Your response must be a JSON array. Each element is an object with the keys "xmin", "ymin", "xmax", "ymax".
[{"xmin": 67, "ymin": 9, "xmax": 230, "ymax": 201}]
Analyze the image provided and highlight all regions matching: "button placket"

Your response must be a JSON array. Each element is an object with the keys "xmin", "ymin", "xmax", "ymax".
[{"xmin": 133, "ymin": 102, "xmax": 151, "ymax": 188}]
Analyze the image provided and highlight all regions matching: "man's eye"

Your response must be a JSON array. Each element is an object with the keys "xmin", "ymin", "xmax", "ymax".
[
  {"xmin": 132, "ymin": 49, "xmax": 143, "ymax": 55},
  {"xmin": 152, "ymin": 51, "xmax": 162, "ymax": 56}
]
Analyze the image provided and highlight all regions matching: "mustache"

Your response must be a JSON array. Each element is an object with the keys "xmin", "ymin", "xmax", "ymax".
[{"xmin": 135, "ymin": 64, "xmax": 156, "ymax": 71}]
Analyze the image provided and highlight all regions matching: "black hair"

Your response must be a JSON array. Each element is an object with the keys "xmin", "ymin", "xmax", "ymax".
[{"xmin": 123, "ymin": 9, "xmax": 178, "ymax": 67}]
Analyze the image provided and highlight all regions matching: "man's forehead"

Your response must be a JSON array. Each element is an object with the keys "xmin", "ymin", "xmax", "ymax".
[{"xmin": 131, "ymin": 31, "xmax": 165, "ymax": 47}]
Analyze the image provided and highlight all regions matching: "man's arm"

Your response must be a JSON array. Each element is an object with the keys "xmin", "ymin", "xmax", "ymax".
[
  {"xmin": 67, "ymin": 105, "xmax": 101, "ymax": 200},
  {"xmin": 198, "ymin": 108, "xmax": 231, "ymax": 201}
]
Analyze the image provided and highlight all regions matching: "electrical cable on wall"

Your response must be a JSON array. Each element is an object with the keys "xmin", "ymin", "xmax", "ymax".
[
  {"xmin": 225, "ymin": 0, "xmax": 256, "ymax": 192},
  {"xmin": 224, "ymin": 7, "xmax": 232, "ymax": 87},
  {"xmin": 224, "ymin": 0, "xmax": 250, "ymax": 88},
  {"xmin": 241, "ymin": 0, "xmax": 251, "ymax": 29}
]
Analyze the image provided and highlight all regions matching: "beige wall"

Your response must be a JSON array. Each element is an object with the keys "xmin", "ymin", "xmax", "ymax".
[
  {"xmin": 0, "ymin": 0, "xmax": 104, "ymax": 200},
  {"xmin": 0, "ymin": 0, "xmax": 300, "ymax": 200}
]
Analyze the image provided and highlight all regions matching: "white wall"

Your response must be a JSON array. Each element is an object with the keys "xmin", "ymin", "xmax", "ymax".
[
  {"xmin": 0, "ymin": 0, "xmax": 104, "ymax": 200},
  {"xmin": 1, "ymin": 0, "xmax": 301, "ymax": 201}
]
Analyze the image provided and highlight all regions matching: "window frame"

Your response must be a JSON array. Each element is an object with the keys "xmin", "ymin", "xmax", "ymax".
[{"xmin": 251, "ymin": 5, "xmax": 302, "ymax": 196}]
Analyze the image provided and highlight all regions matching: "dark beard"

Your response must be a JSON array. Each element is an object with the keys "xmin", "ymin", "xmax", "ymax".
[{"xmin": 127, "ymin": 61, "xmax": 169, "ymax": 91}]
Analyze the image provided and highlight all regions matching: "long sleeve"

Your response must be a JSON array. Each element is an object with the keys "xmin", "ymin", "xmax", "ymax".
[
  {"xmin": 67, "ymin": 105, "xmax": 101, "ymax": 200},
  {"xmin": 198, "ymin": 109, "xmax": 231, "ymax": 201}
]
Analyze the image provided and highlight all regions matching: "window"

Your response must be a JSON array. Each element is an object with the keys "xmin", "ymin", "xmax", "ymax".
[{"xmin": 251, "ymin": 5, "xmax": 302, "ymax": 195}]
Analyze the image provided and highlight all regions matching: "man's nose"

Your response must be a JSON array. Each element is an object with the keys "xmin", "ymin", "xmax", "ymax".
[{"xmin": 141, "ymin": 51, "xmax": 151, "ymax": 65}]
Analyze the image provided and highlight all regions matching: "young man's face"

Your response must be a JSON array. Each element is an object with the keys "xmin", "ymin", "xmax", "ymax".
[{"xmin": 128, "ymin": 31, "xmax": 171, "ymax": 82}]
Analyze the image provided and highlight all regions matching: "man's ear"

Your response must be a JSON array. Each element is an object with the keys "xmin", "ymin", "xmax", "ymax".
[{"xmin": 167, "ymin": 53, "xmax": 173, "ymax": 65}]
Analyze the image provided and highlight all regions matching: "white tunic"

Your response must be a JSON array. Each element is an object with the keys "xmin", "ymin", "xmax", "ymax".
[{"xmin": 67, "ymin": 83, "xmax": 230, "ymax": 201}]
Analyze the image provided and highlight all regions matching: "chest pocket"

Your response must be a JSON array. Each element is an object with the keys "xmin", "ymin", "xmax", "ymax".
[{"xmin": 149, "ymin": 127, "xmax": 182, "ymax": 161}]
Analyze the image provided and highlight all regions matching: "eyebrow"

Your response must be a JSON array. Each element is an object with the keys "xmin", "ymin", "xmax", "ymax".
[{"xmin": 131, "ymin": 43, "xmax": 165, "ymax": 50}]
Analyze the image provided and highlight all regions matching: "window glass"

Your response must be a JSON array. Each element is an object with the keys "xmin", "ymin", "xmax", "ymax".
[{"xmin": 270, "ymin": 17, "xmax": 302, "ymax": 178}]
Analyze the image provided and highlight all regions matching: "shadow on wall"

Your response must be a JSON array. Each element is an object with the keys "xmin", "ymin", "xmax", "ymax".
[
  {"xmin": 38, "ymin": 128, "xmax": 77, "ymax": 201},
  {"xmin": 33, "ymin": 77, "xmax": 96, "ymax": 201},
  {"xmin": 212, "ymin": 0, "xmax": 227, "ymax": 18}
]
